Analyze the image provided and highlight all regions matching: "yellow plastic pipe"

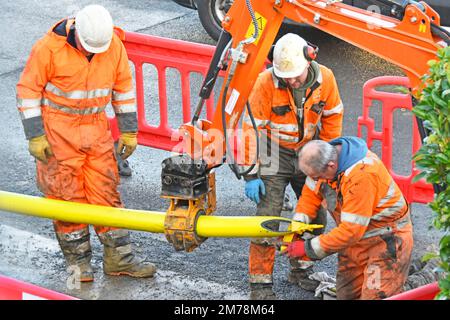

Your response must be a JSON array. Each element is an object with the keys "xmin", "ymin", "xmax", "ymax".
[{"xmin": 0, "ymin": 190, "xmax": 292, "ymax": 238}]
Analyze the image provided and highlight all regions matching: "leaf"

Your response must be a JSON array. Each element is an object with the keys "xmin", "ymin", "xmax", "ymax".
[
  {"xmin": 412, "ymin": 171, "xmax": 428, "ymax": 183},
  {"xmin": 438, "ymin": 278, "xmax": 450, "ymax": 290},
  {"xmin": 431, "ymin": 90, "xmax": 447, "ymax": 109},
  {"xmin": 421, "ymin": 252, "xmax": 439, "ymax": 262},
  {"xmin": 393, "ymin": 86, "xmax": 409, "ymax": 94}
]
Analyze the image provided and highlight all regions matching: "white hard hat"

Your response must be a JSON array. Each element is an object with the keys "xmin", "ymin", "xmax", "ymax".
[
  {"xmin": 75, "ymin": 5, "xmax": 113, "ymax": 53},
  {"xmin": 273, "ymin": 33, "xmax": 309, "ymax": 78}
]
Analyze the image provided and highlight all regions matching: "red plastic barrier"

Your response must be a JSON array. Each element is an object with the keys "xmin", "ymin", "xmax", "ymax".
[
  {"xmin": 110, "ymin": 32, "xmax": 217, "ymax": 152},
  {"xmin": 385, "ymin": 282, "xmax": 440, "ymax": 300},
  {"xmin": 358, "ymin": 76, "xmax": 434, "ymax": 204},
  {"xmin": 0, "ymin": 275, "xmax": 77, "ymax": 300}
]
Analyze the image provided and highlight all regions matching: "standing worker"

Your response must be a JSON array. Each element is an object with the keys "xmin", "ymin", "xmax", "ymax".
[
  {"xmin": 283, "ymin": 137, "xmax": 413, "ymax": 299},
  {"xmin": 16, "ymin": 4, "xmax": 156, "ymax": 282},
  {"xmin": 242, "ymin": 33, "xmax": 344, "ymax": 299}
]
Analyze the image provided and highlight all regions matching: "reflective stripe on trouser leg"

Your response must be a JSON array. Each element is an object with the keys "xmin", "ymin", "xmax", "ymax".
[
  {"xmin": 53, "ymin": 226, "xmax": 92, "ymax": 268},
  {"xmin": 249, "ymin": 242, "xmax": 276, "ymax": 284}
]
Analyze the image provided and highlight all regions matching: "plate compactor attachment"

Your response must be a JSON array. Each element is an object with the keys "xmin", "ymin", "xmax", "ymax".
[{"xmin": 161, "ymin": 154, "xmax": 216, "ymax": 252}]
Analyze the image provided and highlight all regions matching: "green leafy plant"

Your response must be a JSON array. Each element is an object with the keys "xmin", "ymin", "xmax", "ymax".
[{"xmin": 412, "ymin": 46, "xmax": 450, "ymax": 300}]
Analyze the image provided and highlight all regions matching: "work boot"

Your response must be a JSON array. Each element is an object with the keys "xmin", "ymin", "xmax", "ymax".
[
  {"xmin": 118, "ymin": 157, "xmax": 132, "ymax": 176},
  {"xmin": 115, "ymin": 142, "xmax": 132, "ymax": 177},
  {"xmin": 288, "ymin": 267, "xmax": 320, "ymax": 292},
  {"xmin": 55, "ymin": 228, "xmax": 94, "ymax": 282},
  {"xmin": 408, "ymin": 258, "xmax": 426, "ymax": 276},
  {"xmin": 249, "ymin": 283, "xmax": 278, "ymax": 300},
  {"xmin": 403, "ymin": 258, "xmax": 444, "ymax": 292},
  {"xmin": 282, "ymin": 194, "xmax": 294, "ymax": 212},
  {"xmin": 97, "ymin": 229, "xmax": 156, "ymax": 278}
]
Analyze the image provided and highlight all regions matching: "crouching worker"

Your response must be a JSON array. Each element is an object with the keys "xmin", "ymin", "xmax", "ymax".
[
  {"xmin": 283, "ymin": 137, "xmax": 413, "ymax": 299},
  {"xmin": 16, "ymin": 4, "xmax": 156, "ymax": 282}
]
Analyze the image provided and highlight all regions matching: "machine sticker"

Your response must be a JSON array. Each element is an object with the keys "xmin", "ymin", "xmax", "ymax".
[
  {"xmin": 419, "ymin": 23, "xmax": 427, "ymax": 33},
  {"xmin": 225, "ymin": 88, "xmax": 240, "ymax": 115},
  {"xmin": 245, "ymin": 12, "xmax": 267, "ymax": 45}
]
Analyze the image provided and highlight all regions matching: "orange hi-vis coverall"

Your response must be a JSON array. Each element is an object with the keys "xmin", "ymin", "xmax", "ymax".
[
  {"xmin": 242, "ymin": 64, "xmax": 343, "ymax": 169},
  {"xmin": 16, "ymin": 18, "xmax": 137, "ymax": 235},
  {"xmin": 244, "ymin": 63, "xmax": 344, "ymax": 284},
  {"xmin": 297, "ymin": 137, "xmax": 413, "ymax": 299}
]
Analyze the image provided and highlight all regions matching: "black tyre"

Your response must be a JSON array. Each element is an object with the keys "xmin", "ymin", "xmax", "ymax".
[{"xmin": 196, "ymin": 0, "xmax": 232, "ymax": 41}]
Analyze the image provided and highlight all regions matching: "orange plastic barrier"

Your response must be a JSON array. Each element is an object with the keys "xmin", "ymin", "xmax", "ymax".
[
  {"xmin": 110, "ymin": 32, "xmax": 217, "ymax": 152},
  {"xmin": 358, "ymin": 76, "xmax": 434, "ymax": 204},
  {"xmin": 0, "ymin": 275, "xmax": 76, "ymax": 300}
]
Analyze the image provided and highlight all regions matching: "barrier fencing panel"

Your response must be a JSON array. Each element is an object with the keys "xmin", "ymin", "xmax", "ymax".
[
  {"xmin": 0, "ymin": 275, "xmax": 77, "ymax": 300},
  {"xmin": 109, "ymin": 32, "xmax": 218, "ymax": 152},
  {"xmin": 358, "ymin": 76, "xmax": 433, "ymax": 204}
]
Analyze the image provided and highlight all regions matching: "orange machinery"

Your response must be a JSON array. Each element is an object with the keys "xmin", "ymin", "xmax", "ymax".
[{"xmin": 160, "ymin": 0, "xmax": 449, "ymax": 251}]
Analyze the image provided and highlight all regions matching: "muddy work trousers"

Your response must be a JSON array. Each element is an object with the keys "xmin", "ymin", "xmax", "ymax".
[
  {"xmin": 248, "ymin": 145, "xmax": 326, "ymax": 284},
  {"xmin": 36, "ymin": 110, "xmax": 123, "ymax": 236},
  {"xmin": 336, "ymin": 223, "xmax": 413, "ymax": 300}
]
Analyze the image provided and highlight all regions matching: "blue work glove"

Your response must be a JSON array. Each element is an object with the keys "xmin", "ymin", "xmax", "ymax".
[{"xmin": 245, "ymin": 178, "xmax": 266, "ymax": 204}]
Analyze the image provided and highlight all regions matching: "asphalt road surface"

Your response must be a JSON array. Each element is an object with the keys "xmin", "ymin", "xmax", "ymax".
[{"xmin": 0, "ymin": 0, "xmax": 442, "ymax": 300}]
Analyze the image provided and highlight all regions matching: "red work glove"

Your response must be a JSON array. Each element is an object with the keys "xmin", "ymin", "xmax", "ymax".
[{"xmin": 283, "ymin": 240, "xmax": 311, "ymax": 261}]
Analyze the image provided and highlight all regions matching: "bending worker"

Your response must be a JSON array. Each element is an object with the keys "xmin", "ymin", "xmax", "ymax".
[
  {"xmin": 16, "ymin": 5, "xmax": 156, "ymax": 282},
  {"xmin": 283, "ymin": 137, "xmax": 413, "ymax": 300},
  {"xmin": 242, "ymin": 33, "xmax": 344, "ymax": 299}
]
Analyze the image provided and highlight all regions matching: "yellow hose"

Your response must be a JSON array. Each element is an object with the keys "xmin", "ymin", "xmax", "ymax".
[{"xmin": 0, "ymin": 190, "xmax": 292, "ymax": 238}]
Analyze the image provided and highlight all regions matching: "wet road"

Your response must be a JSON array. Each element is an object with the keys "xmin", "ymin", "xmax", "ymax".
[{"xmin": 0, "ymin": 0, "xmax": 442, "ymax": 300}]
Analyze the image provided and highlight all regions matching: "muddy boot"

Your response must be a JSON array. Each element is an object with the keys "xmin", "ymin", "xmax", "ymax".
[
  {"xmin": 403, "ymin": 258, "xmax": 444, "ymax": 292},
  {"xmin": 288, "ymin": 267, "xmax": 320, "ymax": 292},
  {"xmin": 249, "ymin": 283, "xmax": 277, "ymax": 300},
  {"xmin": 408, "ymin": 258, "xmax": 426, "ymax": 276},
  {"xmin": 55, "ymin": 228, "xmax": 94, "ymax": 282},
  {"xmin": 98, "ymin": 229, "xmax": 156, "ymax": 278},
  {"xmin": 115, "ymin": 142, "xmax": 132, "ymax": 177}
]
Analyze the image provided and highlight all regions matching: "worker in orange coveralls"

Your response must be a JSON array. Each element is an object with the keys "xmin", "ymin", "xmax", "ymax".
[
  {"xmin": 283, "ymin": 137, "xmax": 413, "ymax": 299},
  {"xmin": 242, "ymin": 33, "xmax": 344, "ymax": 299},
  {"xmin": 16, "ymin": 4, "xmax": 156, "ymax": 282}
]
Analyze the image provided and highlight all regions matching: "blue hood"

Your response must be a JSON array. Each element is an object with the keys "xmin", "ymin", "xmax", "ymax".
[{"xmin": 330, "ymin": 137, "xmax": 368, "ymax": 175}]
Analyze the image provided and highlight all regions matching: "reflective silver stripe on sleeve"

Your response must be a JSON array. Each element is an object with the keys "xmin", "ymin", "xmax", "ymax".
[
  {"xmin": 19, "ymin": 108, "xmax": 42, "ymax": 120},
  {"xmin": 377, "ymin": 181, "xmax": 396, "ymax": 208},
  {"xmin": 42, "ymin": 98, "xmax": 107, "ymax": 115},
  {"xmin": 271, "ymin": 131, "xmax": 299, "ymax": 142},
  {"xmin": 362, "ymin": 215, "xmax": 411, "ymax": 239},
  {"xmin": 372, "ymin": 197, "xmax": 406, "ymax": 221},
  {"xmin": 45, "ymin": 82, "xmax": 111, "ymax": 100},
  {"xmin": 322, "ymin": 102, "xmax": 343, "ymax": 116},
  {"xmin": 243, "ymin": 114, "xmax": 270, "ymax": 127},
  {"xmin": 305, "ymin": 177, "xmax": 317, "ymax": 191},
  {"xmin": 269, "ymin": 122, "xmax": 298, "ymax": 133},
  {"xmin": 112, "ymin": 90, "xmax": 135, "ymax": 101},
  {"xmin": 310, "ymin": 237, "xmax": 327, "ymax": 259},
  {"xmin": 112, "ymin": 103, "xmax": 137, "ymax": 114},
  {"xmin": 17, "ymin": 98, "xmax": 41, "ymax": 108},
  {"xmin": 341, "ymin": 211, "xmax": 371, "ymax": 226}
]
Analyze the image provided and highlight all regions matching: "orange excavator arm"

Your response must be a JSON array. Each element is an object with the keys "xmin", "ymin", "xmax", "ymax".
[{"xmin": 160, "ymin": 0, "xmax": 448, "ymax": 251}]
